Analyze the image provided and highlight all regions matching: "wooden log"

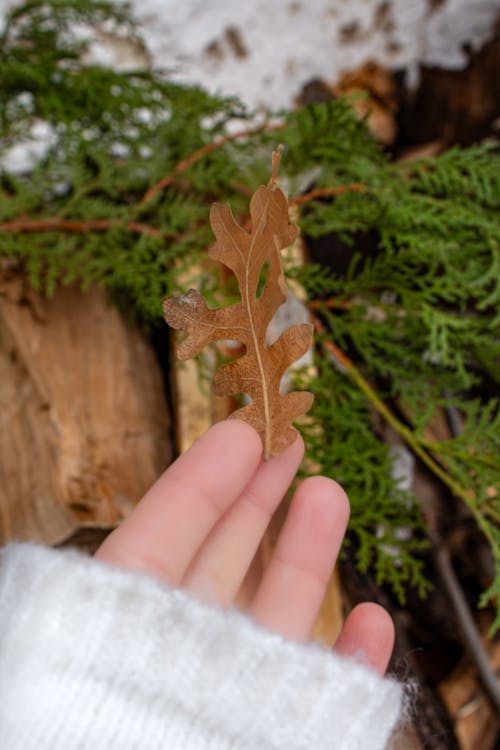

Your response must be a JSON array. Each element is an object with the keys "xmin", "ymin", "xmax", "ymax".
[
  {"xmin": 0, "ymin": 272, "xmax": 172, "ymax": 545},
  {"xmin": 438, "ymin": 619, "xmax": 500, "ymax": 750}
]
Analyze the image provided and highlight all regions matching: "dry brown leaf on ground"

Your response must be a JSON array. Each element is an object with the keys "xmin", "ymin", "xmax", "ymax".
[{"xmin": 163, "ymin": 148, "xmax": 313, "ymax": 458}]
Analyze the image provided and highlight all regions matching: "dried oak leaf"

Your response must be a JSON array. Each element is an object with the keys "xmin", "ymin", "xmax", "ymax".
[{"xmin": 163, "ymin": 150, "xmax": 313, "ymax": 458}]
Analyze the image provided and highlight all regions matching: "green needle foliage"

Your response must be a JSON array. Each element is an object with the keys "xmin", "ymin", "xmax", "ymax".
[{"xmin": 1, "ymin": 1, "xmax": 499, "ymax": 630}]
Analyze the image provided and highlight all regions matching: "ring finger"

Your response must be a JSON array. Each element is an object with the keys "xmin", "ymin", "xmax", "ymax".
[{"xmin": 249, "ymin": 476, "xmax": 350, "ymax": 640}]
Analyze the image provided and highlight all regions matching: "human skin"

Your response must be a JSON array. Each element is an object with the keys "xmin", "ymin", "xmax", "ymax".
[{"xmin": 96, "ymin": 419, "xmax": 394, "ymax": 675}]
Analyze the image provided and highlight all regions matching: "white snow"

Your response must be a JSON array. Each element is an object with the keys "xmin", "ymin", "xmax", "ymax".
[
  {"xmin": 0, "ymin": 120, "xmax": 57, "ymax": 175},
  {"xmin": 108, "ymin": 0, "xmax": 499, "ymax": 110},
  {"xmin": 0, "ymin": 0, "xmax": 498, "ymax": 171},
  {"xmin": 1, "ymin": 0, "xmax": 499, "ymax": 111}
]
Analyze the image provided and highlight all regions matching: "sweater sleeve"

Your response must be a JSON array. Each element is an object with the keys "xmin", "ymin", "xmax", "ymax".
[{"xmin": 0, "ymin": 543, "xmax": 403, "ymax": 750}]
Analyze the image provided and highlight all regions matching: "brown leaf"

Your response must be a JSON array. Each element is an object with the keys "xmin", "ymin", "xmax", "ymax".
[{"xmin": 163, "ymin": 149, "xmax": 313, "ymax": 458}]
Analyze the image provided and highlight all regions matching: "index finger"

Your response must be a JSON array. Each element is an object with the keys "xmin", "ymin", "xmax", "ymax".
[{"xmin": 96, "ymin": 420, "xmax": 263, "ymax": 585}]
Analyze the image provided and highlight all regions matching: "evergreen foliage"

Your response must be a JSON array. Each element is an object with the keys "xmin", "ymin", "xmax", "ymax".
[{"xmin": 1, "ymin": 1, "xmax": 499, "ymax": 630}]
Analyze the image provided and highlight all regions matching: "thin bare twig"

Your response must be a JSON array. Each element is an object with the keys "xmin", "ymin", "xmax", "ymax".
[
  {"xmin": 0, "ymin": 217, "xmax": 181, "ymax": 239},
  {"xmin": 140, "ymin": 121, "xmax": 284, "ymax": 205},
  {"xmin": 430, "ymin": 527, "xmax": 500, "ymax": 714},
  {"xmin": 308, "ymin": 298, "xmax": 352, "ymax": 311},
  {"xmin": 290, "ymin": 184, "xmax": 365, "ymax": 207},
  {"xmin": 2, "ymin": 140, "xmax": 364, "ymax": 242}
]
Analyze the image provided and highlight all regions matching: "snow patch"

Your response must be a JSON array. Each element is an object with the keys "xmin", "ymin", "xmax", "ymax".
[{"xmin": 1, "ymin": 120, "xmax": 57, "ymax": 175}]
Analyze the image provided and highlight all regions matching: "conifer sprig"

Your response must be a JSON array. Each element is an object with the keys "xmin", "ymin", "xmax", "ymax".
[{"xmin": 1, "ymin": 0, "xmax": 499, "ymax": 630}]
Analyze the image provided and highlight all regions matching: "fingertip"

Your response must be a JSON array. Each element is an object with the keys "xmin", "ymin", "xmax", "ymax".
[
  {"xmin": 272, "ymin": 430, "xmax": 305, "ymax": 466},
  {"xmin": 294, "ymin": 431, "xmax": 306, "ymax": 461},
  {"xmin": 296, "ymin": 475, "xmax": 351, "ymax": 528},
  {"xmin": 203, "ymin": 418, "xmax": 263, "ymax": 461},
  {"xmin": 354, "ymin": 601, "xmax": 395, "ymax": 648},
  {"xmin": 328, "ymin": 478, "xmax": 351, "ymax": 525},
  {"xmin": 335, "ymin": 602, "xmax": 395, "ymax": 676}
]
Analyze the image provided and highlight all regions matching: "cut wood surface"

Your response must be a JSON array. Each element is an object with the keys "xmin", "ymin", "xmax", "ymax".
[
  {"xmin": 0, "ymin": 272, "xmax": 171, "ymax": 545},
  {"xmin": 439, "ymin": 626, "xmax": 500, "ymax": 750}
]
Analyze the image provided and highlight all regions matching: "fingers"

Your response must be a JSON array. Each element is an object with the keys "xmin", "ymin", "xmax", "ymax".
[
  {"xmin": 95, "ymin": 420, "xmax": 262, "ymax": 585},
  {"xmin": 95, "ymin": 419, "xmax": 395, "ymax": 678},
  {"xmin": 249, "ymin": 476, "xmax": 350, "ymax": 641},
  {"xmin": 182, "ymin": 434, "xmax": 304, "ymax": 605},
  {"xmin": 334, "ymin": 602, "xmax": 395, "ymax": 676}
]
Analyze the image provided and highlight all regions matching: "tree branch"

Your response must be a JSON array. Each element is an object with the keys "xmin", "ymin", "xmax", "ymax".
[
  {"xmin": 310, "ymin": 312, "xmax": 499, "ymax": 559},
  {"xmin": 311, "ymin": 311, "xmax": 500, "ymax": 706},
  {"xmin": 0, "ymin": 217, "xmax": 180, "ymax": 238},
  {"xmin": 430, "ymin": 527, "xmax": 500, "ymax": 714},
  {"xmin": 140, "ymin": 121, "xmax": 284, "ymax": 205},
  {"xmin": 290, "ymin": 184, "xmax": 365, "ymax": 207}
]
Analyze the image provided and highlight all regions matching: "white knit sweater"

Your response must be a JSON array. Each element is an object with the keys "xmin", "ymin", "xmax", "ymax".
[{"xmin": 0, "ymin": 543, "xmax": 403, "ymax": 749}]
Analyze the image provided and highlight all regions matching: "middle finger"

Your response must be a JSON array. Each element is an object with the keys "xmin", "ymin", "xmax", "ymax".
[{"xmin": 182, "ymin": 434, "xmax": 304, "ymax": 604}]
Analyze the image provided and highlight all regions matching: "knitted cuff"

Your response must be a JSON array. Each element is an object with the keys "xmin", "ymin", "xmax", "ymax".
[{"xmin": 0, "ymin": 543, "xmax": 402, "ymax": 750}]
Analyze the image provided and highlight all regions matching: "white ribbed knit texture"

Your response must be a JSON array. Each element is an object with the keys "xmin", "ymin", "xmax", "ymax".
[{"xmin": 0, "ymin": 543, "xmax": 402, "ymax": 749}]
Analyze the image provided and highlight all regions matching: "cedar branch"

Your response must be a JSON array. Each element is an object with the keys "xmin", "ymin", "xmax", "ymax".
[
  {"xmin": 310, "ymin": 312, "xmax": 499, "ymax": 557},
  {"xmin": 140, "ymin": 122, "xmax": 284, "ymax": 205}
]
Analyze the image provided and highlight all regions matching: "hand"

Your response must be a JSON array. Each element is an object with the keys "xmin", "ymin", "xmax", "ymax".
[{"xmin": 96, "ymin": 420, "xmax": 394, "ymax": 675}]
